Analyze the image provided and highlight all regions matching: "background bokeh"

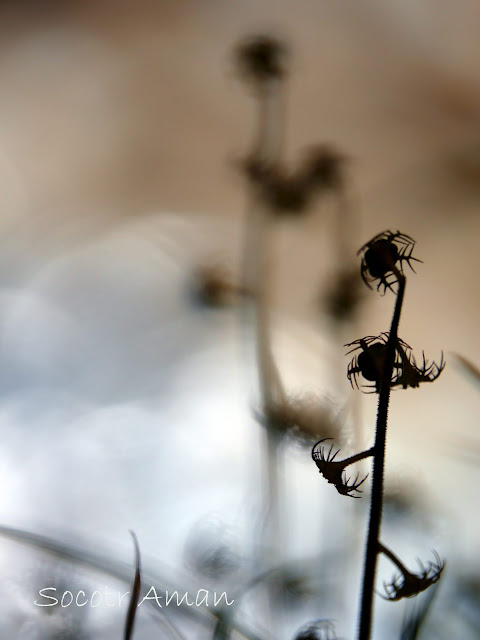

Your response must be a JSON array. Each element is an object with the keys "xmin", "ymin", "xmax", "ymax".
[{"xmin": 0, "ymin": 1, "xmax": 479, "ymax": 638}]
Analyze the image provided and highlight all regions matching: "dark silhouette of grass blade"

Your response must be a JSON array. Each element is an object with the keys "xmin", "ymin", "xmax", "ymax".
[
  {"xmin": 124, "ymin": 531, "xmax": 141, "ymax": 640},
  {"xmin": 451, "ymin": 352, "xmax": 480, "ymax": 389}
]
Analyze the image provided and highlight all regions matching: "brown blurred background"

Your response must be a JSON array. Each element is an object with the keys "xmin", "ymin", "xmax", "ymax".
[{"xmin": 1, "ymin": 0, "xmax": 480, "ymax": 316}]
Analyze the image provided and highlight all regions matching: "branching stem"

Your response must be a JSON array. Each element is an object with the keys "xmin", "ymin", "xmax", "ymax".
[{"xmin": 341, "ymin": 446, "xmax": 375, "ymax": 468}]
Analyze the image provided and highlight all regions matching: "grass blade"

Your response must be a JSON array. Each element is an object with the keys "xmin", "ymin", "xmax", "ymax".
[{"xmin": 124, "ymin": 531, "xmax": 141, "ymax": 640}]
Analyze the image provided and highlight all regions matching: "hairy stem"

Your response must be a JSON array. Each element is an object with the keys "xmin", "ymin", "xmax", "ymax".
[{"xmin": 357, "ymin": 271, "xmax": 406, "ymax": 640}]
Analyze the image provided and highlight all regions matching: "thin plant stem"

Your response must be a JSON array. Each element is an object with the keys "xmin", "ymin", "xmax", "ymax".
[
  {"xmin": 251, "ymin": 82, "xmax": 286, "ymax": 640},
  {"xmin": 357, "ymin": 270, "xmax": 406, "ymax": 640},
  {"xmin": 237, "ymin": 74, "xmax": 287, "ymax": 640},
  {"xmin": 377, "ymin": 541, "xmax": 408, "ymax": 574},
  {"xmin": 241, "ymin": 77, "xmax": 287, "ymax": 547},
  {"xmin": 342, "ymin": 446, "xmax": 375, "ymax": 467}
]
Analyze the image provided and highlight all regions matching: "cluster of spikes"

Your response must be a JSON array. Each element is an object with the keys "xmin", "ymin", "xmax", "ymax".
[
  {"xmin": 378, "ymin": 544, "xmax": 445, "ymax": 602},
  {"xmin": 346, "ymin": 332, "xmax": 445, "ymax": 393},
  {"xmin": 311, "ymin": 438, "xmax": 371, "ymax": 498},
  {"xmin": 358, "ymin": 230, "xmax": 421, "ymax": 294}
]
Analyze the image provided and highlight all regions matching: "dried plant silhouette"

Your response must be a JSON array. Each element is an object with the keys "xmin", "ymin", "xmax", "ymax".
[
  {"xmin": 211, "ymin": 34, "xmax": 450, "ymax": 640},
  {"xmin": 311, "ymin": 439, "xmax": 371, "ymax": 498},
  {"xmin": 311, "ymin": 229, "xmax": 445, "ymax": 639}
]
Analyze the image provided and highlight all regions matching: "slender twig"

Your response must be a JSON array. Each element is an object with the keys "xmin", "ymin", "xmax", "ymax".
[
  {"xmin": 357, "ymin": 269, "xmax": 406, "ymax": 640},
  {"xmin": 341, "ymin": 446, "xmax": 375, "ymax": 467},
  {"xmin": 377, "ymin": 541, "xmax": 407, "ymax": 574}
]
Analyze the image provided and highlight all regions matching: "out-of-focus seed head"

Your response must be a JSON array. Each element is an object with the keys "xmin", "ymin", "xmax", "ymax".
[
  {"xmin": 239, "ymin": 156, "xmax": 308, "ymax": 214},
  {"xmin": 183, "ymin": 515, "xmax": 240, "ymax": 580},
  {"xmin": 190, "ymin": 262, "xmax": 248, "ymax": 308},
  {"xmin": 239, "ymin": 145, "xmax": 348, "ymax": 217},
  {"xmin": 259, "ymin": 393, "xmax": 342, "ymax": 445},
  {"xmin": 293, "ymin": 619, "xmax": 337, "ymax": 640},
  {"xmin": 302, "ymin": 145, "xmax": 347, "ymax": 192},
  {"xmin": 234, "ymin": 34, "xmax": 289, "ymax": 86},
  {"xmin": 322, "ymin": 267, "xmax": 364, "ymax": 323}
]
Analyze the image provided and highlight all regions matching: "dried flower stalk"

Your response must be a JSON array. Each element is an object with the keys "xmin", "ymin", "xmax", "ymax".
[{"xmin": 311, "ymin": 230, "xmax": 445, "ymax": 640}]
